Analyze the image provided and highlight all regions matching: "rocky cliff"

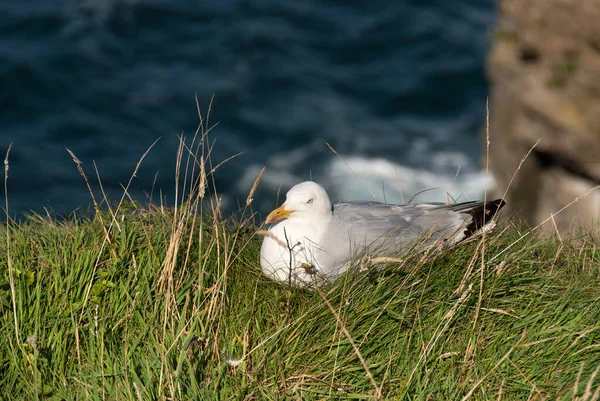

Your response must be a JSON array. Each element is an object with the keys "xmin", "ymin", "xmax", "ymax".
[{"xmin": 487, "ymin": 0, "xmax": 600, "ymax": 235}]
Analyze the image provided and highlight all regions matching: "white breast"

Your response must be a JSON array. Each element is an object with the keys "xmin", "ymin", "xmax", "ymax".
[{"xmin": 260, "ymin": 219, "xmax": 328, "ymax": 286}]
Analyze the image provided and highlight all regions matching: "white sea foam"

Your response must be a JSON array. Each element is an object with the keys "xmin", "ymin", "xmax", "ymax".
[
  {"xmin": 239, "ymin": 153, "xmax": 496, "ymax": 213},
  {"xmin": 324, "ymin": 156, "xmax": 495, "ymax": 204}
]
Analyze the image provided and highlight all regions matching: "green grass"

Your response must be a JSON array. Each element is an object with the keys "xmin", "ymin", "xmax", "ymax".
[{"xmin": 1, "ymin": 202, "xmax": 599, "ymax": 400}]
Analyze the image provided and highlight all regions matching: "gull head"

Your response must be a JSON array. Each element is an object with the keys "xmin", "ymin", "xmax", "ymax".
[{"xmin": 265, "ymin": 181, "xmax": 332, "ymax": 224}]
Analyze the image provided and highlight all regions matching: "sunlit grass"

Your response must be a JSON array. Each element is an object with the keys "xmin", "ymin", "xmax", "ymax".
[{"xmin": 2, "ymin": 200, "xmax": 600, "ymax": 400}]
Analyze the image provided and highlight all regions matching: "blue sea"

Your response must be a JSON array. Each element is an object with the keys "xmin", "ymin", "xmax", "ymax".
[{"xmin": 0, "ymin": 0, "xmax": 496, "ymax": 218}]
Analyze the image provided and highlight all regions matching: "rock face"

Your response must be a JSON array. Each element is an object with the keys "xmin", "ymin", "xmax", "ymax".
[{"xmin": 487, "ymin": 0, "xmax": 600, "ymax": 235}]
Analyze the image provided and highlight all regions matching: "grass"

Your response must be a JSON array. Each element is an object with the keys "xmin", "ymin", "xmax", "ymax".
[
  {"xmin": 1, "ymin": 204, "xmax": 599, "ymax": 400},
  {"xmin": 1, "ymin": 111, "xmax": 600, "ymax": 400}
]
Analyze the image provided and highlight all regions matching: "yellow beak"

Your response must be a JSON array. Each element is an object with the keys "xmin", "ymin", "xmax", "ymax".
[{"xmin": 265, "ymin": 205, "xmax": 295, "ymax": 224}]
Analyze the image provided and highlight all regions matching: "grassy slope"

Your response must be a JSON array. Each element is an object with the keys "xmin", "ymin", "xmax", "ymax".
[{"xmin": 1, "ymin": 205, "xmax": 600, "ymax": 400}]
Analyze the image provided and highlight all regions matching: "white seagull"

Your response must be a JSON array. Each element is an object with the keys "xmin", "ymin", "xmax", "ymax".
[{"xmin": 260, "ymin": 181, "xmax": 505, "ymax": 286}]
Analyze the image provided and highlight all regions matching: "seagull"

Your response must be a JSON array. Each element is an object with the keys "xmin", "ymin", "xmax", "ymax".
[{"xmin": 260, "ymin": 181, "xmax": 505, "ymax": 286}]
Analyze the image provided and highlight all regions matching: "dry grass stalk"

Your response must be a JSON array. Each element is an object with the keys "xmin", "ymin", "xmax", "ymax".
[
  {"xmin": 439, "ymin": 352, "xmax": 460, "ymax": 359},
  {"xmin": 454, "ymin": 240, "xmax": 483, "ymax": 295},
  {"xmin": 480, "ymin": 307, "xmax": 521, "ymax": 319},
  {"xmin": 368, "ymin": 256, "xmax": 404, "ymax": 264},
  {"xmin": 257, "ymin": 229, "xmax": 287, "ymax": 249},
  {"xmin": 407, "ymin": 187, "xmax": 442, "ymax": 204},
  {"xmin": 199, "ymin": 155, "xmax": 206, "ymax": 199},
  {"xmin": 246, "ymin": 167, "xmax": 265, "ymax": 206},
  {"xmin": 582, "ymin": 362, "xmax": 600, "ymax": 400},
  {"xmin": 496, "ymin": 380, "xmax": 504, "ymax": 401},
  {"xmin": 93, "ymin": 160, "xmax": 122, "ymax": 233},
  {"xmin": 494, "ymin": 260, "xmax": 506, "ymax": 276},
  {"xmin": 66, "ymin": 148, "xmax": 117, "ymax": 259},
  {"xmin": 444, "ymin": 283, "xmax": 473, "ymax": 320},
  {"xmin": 4, "ymin": 144, "xmax": 20, "ymax": 345},
  {"xmin": 573, "ymin": 362, "xmax": 585, "ymax": 400},
  {"xmin": 472, "ymin": 98, "xmax": 492, "ymax": 336},
  {"xmin": 499, "ymin": 138, "xmax": 541, "ymax": 205}
]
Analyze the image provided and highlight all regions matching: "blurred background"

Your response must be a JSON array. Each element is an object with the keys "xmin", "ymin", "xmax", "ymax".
[{"xmin": 0, "ymin": 0, "xmax": 496, "ymax": 218}]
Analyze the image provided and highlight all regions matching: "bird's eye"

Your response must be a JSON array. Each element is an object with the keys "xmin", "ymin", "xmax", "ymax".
[{"xmin": 306, "ymin": 198, "xmax": 313, "ymax": 204}]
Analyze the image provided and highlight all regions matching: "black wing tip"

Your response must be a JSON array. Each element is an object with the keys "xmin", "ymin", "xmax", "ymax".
[
  {"xmin": 495, "ymin": 198, "xmax": 507, "ymax": 206},
  {"xmin": 487, "ymin": 199, "xmax": 507, "ymax": 213},
  {"xmin": 464, "ymin": 199, "xmax": 507, "ymax": 237}
]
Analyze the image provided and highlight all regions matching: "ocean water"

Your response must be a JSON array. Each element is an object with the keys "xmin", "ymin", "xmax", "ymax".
[{"xmin": 0, "ymin": 0, "xmax": 496, "ymax": 218}]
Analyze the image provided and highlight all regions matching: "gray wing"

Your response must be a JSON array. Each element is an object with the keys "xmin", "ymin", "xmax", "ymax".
[
  {"xmin": 330, "ymin": 201, "xmax": 471, "ymax": 247},
  {"xmin": 319, "ymin": 200, "xmax": 504, "ymax": 269}
]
